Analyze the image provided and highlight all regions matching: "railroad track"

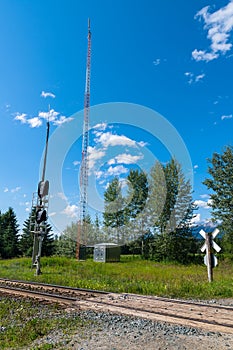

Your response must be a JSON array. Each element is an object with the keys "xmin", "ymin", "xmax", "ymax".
[{"xmin": 0, "ymin": 278, "xmax": 232, "ymax": 334}]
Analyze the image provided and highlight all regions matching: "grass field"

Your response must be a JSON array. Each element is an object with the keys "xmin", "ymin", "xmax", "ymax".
[{"xmin": 0, "ymin": 255, "xmax": 232, "ymax": 300}]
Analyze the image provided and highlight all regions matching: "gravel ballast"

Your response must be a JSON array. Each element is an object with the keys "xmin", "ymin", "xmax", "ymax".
[{"xmin": 26, "ymin": 308, "xmax": 233, "ymax": 350}]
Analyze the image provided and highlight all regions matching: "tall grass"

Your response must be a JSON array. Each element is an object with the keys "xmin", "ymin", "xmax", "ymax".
[{"xmin": 0, "ymin": 256, "xmax": 232, "ymax": 299}]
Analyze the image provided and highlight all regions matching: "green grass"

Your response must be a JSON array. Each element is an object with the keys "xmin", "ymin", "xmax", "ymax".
[
  {"xmin": 0, "ymin": 255, "xmax": 232, "ymax": 299},
  {"xmin": 0, "ymin": 297, "xmax": 87, "ymax": 349}
]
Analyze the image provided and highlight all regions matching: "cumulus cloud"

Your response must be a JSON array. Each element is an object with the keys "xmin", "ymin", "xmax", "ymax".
[
  {"xmin": 192, "ymin": 1, "xmax": 233, "ymax": 62},
  {"xmin": 88, "ymin": 146, "xmax": 106, "ymax": 171},
  {"xmin": 3, "ymin": 187, "xmax": 9, "ymax": 193},
  {"xmin": 221, "ymin": 114, "xmax": 232, "ymax": 120},
  {"xmin": 62, "ymin": 204, "xmax": 78, "ymax": 218},
  {"xmin": 153, "ymin": 58, "xmax": 161, "ymax": 66},
  {"xmin": 27, "ymin": 117, "xmax": 42, "ymax": 128},
  {"xmin": 41, "ymin": 91, "xmax": 56, "ymax": 98},
  {"xmin": 106, "ymin": 165, "xmax": 129, "ymax": 176},
  {"xmin": 11, "ymin": 186, "xmax": 21, "ymax": 193},
  {"xmin": 194, "ymin": 199, "xmax": 212, "ymax": 209},
  {"xmin": 95, "ymin": 132, "xmax": 141, "ymax": 148},
  {"xmin": 73, "ymin": 160, "xmax": 80, "ymax": 166},
  {"xmin": 38, "ymin": 109, "xmax": 59, "ymax": 122},
  {"xmin": 93, "ymin": 122, "xmax": 107, "ymax": 130},
  {"xmin": 15, "ymin": 108, "xmax": 73, "ymax": 128},
  {"xmin": 14, "ymin": 113, "xmax": 27, "ymax": 124},
  {"xmin": 53, "ymin": 116, "xmax": 74, "ymax": 126},
  {"xmin": 109, "ymin": 153, "xmax": 143, "ymax": 165},
  {"xmin": 184, "ymin": 72, "xmax": 205, "ymax": 84}
]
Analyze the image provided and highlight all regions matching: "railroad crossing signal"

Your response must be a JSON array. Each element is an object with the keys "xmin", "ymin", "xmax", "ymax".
[{"xmin": 199, "ymin": 228, "xmax": 221, "ymax": 282}]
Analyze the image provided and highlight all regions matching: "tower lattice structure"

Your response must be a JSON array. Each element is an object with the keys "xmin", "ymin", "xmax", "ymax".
[{"xmin": 76, "ymin": 19, "xmax": 91, "ymax": 259}]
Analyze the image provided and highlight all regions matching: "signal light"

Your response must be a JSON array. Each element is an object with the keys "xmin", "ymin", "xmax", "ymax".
[{"xmin": 36, "ymin": 209, "xmax": 47, "ymax": 224}]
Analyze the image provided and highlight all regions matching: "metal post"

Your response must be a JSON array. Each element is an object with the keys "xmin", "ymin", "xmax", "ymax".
[{"xmin": 206, "ymin": 233, "xmax": 213, "ymax": 283}]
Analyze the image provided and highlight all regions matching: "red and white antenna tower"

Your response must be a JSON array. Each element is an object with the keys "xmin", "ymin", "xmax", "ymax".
[{"xmin": 76, "ymin": 18, "xmax": 91, "ymax": 259}]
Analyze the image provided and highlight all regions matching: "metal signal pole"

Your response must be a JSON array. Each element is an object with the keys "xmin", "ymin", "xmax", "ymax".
[
  {"xmin": 31, "ymin": 116, "xmax": 50, "ymax": 275},
  {"xmin": 76, "ymin": 19, "xmax": 91, "ymax": 259}
]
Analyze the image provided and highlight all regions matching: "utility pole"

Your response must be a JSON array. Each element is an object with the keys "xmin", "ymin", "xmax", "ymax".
[
  {"xmin": 76, "ymin": 19, "xmax": 91, "ymax": 260},
  {"xmin": 31, "ymin": 118, "xmax": 50, "ymax": 275}
]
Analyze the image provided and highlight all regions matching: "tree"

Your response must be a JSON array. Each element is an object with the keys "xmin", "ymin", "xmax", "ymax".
[
  {"xmin": 55, "ymin": 223, "xmax": 77, "ymax": 258},
  {"xmin": 123, "ymin": 169, "xmax": 149, "ymax": 250},
  {"xmin": 147, "ymin": 159, "xmax": 197, "ymax": 263},
  {"xmin": 103, "ymin": 177, "xmax": 125, "ymax": 244},
  {"xmin": 203, "ymin": 146, "xmax": 233, "ymax": 253},
  {"xmin": 125, "ymin": 169, "xmax": 148, "ymax": 220},
  {"xmin": 0, "ymin": 207, "xmax": 19, "ymax": 259}
]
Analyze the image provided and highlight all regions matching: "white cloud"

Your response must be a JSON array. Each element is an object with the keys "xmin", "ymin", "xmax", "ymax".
[
  {"xmin": 62, "ymin": 204, "xmax": 78, "ymax": 218},
  {"xmin": 113, "ymin": 153, "xmax": 143, "ymax": 164},
  {"xmin": 73, "ymin": 160, "xmax": 80, "ymax": 166},
  {"xmin": 221, "ymin": 114, "xmax": 232, "ymax": 120},
  {"xmin": 96, "ymin": 132, "xmax": 138, "ymax": 148},
  {"xmin": 11, "ymin": 186, "xmax": 21, "ymax": 193},
  {"xmin": 93, "ymin": 122, "xmax": 107, "ymax": 130},
  {"xmin": 101, "ymin": 132, "xmax": 135, "ymax": 147},
  {"xmin": 184, "ymin": 71, "xmax": 205, "ymax": 84},
  {"xmin": 107, "ymin": 165, "xmax": 129, "ymax": 176},
  {"xmin": 193, "ymin": 1, "xmax": 233, "ymax": 62},
  {"xmin": 27, "ymin": 117, "xmax": 42, "ymax": 128},
  {"xmin": 195, "ymin": 73, "xmax": 205, "ymax": 82},
  {"xmin": 108, "ymin": 159, "xmax": 116, "ymax": 165},
  {"xmin": 192, "ymin": 49, "xmax": 218, "ymax": 62},
  {"xmin": 194, "ymin": 199, "xmax": 212, "ymax": 209},
  {"xmin": 194, "ymin": 164, "xmax": 199, "ymax": 169},
  {"xmin": 38, "ymin": 109, "xmax": 59, "ymax": 122},
  {"xmin": 53, "ymin": 116, "xmax": 74, "ymax": 126},
  {"xmin": 153, "ymin": 58, "xmax": 161, "ymax": 66},
  {"xmin": 14, "ymin": 113, "xmax": 27, "ymax": 124},
  {"xmin": 41, "ymin": 91, "xmax": 56, "ymax": 98},
  {"xmin": 3, "ymin": 187, "xmax": 9, "ymax": 193},
  {"xmin": 88, "ymin": 146, "xmax": 106, "ymax": 171},
  {"xmin": 95, "ymin": 170, "xmax": 104, "ymax": 179}
]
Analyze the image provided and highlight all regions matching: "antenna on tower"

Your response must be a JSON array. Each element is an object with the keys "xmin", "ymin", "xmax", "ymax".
[{"xmin": 76, "ymin": 19, "xmax": 92, "ymax": 260}]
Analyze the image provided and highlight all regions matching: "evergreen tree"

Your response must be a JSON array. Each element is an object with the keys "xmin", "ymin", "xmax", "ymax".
[
  {"xmin": 19, "ymin": 214, "xmax": 34, "ymax": 257},
  {"xmin": 103, "ymin": 177, "xmax": 125, "ymax": 244},
  {"xmin": 1, "ymin": 207, "xmax": 19, "ymax": 258},
  {"xmin": 203, "ymin": 145, "xmax": 233, "ymax": 253}
]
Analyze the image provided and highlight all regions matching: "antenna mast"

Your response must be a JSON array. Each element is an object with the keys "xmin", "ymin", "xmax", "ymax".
[{"xmin": 76, "ymin": 19, "xmax": 91, "ymax": 259}]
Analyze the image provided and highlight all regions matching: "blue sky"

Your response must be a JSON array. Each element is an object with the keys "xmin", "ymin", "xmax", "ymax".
[{"xmin": 1, "ymin": 0, "xmax": 233, "ymax": 234}]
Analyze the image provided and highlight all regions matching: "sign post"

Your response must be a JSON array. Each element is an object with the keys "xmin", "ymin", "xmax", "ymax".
[{"xmin": 199, "ymin": 229, "xmax": 221, "ymax": 283}]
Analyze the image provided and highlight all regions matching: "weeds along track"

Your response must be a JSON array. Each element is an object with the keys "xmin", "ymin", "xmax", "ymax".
[{"xmin": 0, "ymin": 278, "xmax": 233, "ymax": 334}]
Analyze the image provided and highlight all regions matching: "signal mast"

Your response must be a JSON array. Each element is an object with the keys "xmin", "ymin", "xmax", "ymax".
[
  {"xmin": 76, "ymin": 19, "xmax": 92, "ymax": 259},
  {"xmin": 31, "ymin": 113, "xmax": 50, "ymax": 275}
]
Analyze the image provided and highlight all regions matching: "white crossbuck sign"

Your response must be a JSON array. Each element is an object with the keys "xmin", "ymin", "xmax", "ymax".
[{"xmin": 199, "ymin": 228, "xmax": 221, "ymax": 267}]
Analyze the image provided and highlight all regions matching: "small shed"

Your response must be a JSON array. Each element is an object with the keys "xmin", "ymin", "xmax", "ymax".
[{"xmin": 93, "ymin": 243, "xmax": 120, "ymax": 263}]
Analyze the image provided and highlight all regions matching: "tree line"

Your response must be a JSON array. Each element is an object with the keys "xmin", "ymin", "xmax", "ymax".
[{"xmin": 1, "ymin": 145, "xmax": 233, "ymax": 263}]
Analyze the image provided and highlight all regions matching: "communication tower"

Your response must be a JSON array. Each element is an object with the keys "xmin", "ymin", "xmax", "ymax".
[{"xmin": 76, "ymin": 19, "xmax": 92, "ymax": 259}]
